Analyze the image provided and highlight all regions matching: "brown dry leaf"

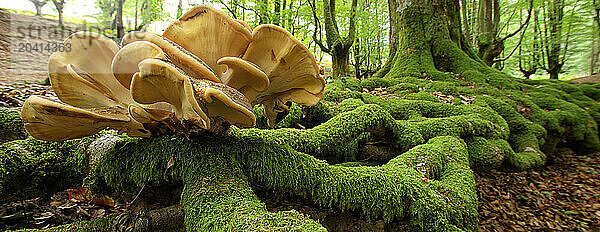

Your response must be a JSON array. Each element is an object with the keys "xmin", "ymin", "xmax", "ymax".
[
  {"xmin": 67, "ymin": 187, "xmax": 90, "ymax": 203},
  {"xmin": 90, "ymin": 196, "xmax": 115, "ymax": 208}
]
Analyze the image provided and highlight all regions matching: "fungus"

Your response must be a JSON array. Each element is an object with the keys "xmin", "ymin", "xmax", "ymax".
[
  {"xmin": 21, "ymin": 5, "xmax": 324, "ymax": 141},
  {"xmin": 162, "ymin": 5, "xmax": 252, "ymax": 77},
  {"xmin": 216, "ymin": 57, "xmax": 269, "ymax": 95},
  {"xmin": 121, "ymin": 31, "xmax": 220, "ymax": 83},
  {"xmin": 111, "ymin": 41, "xmax": 165, "ymax": 89},
  {"xmin": 21, "ymin": 96, "xmax": 149, "ymax": 141},
  {"xmin": 131, "ymin": 59, "xmax": 210, "ymax": 129},
  {"xmin": 239, "ymin": 25, "xmax": 325, "ymax": 126}
]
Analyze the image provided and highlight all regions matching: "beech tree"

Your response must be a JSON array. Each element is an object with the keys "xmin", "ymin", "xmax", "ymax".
[
  {"xmin": 51, "ymin": 0, "xmax": 65, "ymax": 27},
  {"xmin": 310, "ymin": 0, "xmax": 357, "ymax": 78},
  {"xmin": 28, "ymin": 0, "xmax": 49, "ymax": 16}
]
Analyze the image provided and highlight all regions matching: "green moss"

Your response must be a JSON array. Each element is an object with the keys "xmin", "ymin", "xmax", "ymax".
[
  {"xmin": 323, "ymin": 90, "xmax": 362, "ymax": 102},
  {"xmin": 387, "ymin": 83, "xmax": 420, "ymax": 93},
  {"xmin": 465, "ymin": 137, "xmax": 513, "ymax": 171},
  {"xmin": 0, "ymin": 135, "xmax": 97, "ymax": 202},
  {"xmin": 360, "ymin": 78, "xmax": 403, "ymax": 90},
  {"xmin": 336, "ymin": 98, "xmax": 366, "ymax": 113},
  {"xmin": 0, "ymin": 108, "xmax": 27, "ymax": 143},
  {"xmin": 405, "ymin": 92, "xmax": 439, "ymax": 102}
]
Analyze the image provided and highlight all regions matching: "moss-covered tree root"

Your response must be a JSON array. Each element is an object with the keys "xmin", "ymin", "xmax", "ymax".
[
  {"xmin": 3, "ymin": 104, "xmax": 482, "ymax": 231},
  {"xmin": 0, "ymin": 108, "xmax": 27, "ymax": 144}
]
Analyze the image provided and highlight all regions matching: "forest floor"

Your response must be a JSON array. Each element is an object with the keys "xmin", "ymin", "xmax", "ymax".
[
  {"xmin": 477, "ymin": 149, "xmax": 600, "ymax": 232},
  {"xmin": 0, "ymin": 8, "xmax": 90, "ymax": 85},
  {"xmin": 572, "ymin": 74, "xmax": 600, "ymax": 84}
]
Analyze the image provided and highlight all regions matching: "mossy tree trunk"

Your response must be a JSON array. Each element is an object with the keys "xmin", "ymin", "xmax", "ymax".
[
  {"xmin": 311, "ymin": 0, "xmax": 357, "ymax": 78},
  {"xmin": 377, "ymin": 0, "xmax": 486, "ymax": 80},
  {"xmin": 476, "ymin": 0, "xmax": 502, "ymax": 66},
  {"xmin": 540, "ymin": 0, "xmax": 566, "ymax": 79}
]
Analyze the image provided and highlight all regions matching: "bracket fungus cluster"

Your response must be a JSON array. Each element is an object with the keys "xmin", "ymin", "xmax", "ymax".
[{"xmin": 21, "ymin": 5, "xmax": 325, "ymax": 141}]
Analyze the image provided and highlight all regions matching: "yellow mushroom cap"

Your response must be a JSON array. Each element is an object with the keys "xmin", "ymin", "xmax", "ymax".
[
  {"xmin": 162, "ymin": 5, "xmax": 252, "ymax": 79},
  {"xmin": 217, "ymin": 56, "xmax": 269, "ymax": 95},
  {"xmin": 240, "ymin": 24, "xmax": 325, "ymax": 127},
  {"xmin": 48, "ymin": 32, "xmax": 134, "ymax": 107},
  {"xmin": 121, "ymin": 31, "xmax": 220, "ymax": 83},
  {"xmin": 21, "ymin": 96, "xmax": 134, "ymax": 141},
  {"xmin": 131, "ymin": 59, "xmax": 210, "ymax": 129},
  {"xmin": 112, "ymin": 41, "xmax": 166, "ymax": 89},
  {"xmin": 192, "ymin": 80, "xmax": 256, "ymax": 128}
]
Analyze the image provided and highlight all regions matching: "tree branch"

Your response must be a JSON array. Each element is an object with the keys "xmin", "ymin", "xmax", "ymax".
[
  {"xmin": 308, "ymin": 0, "xmax": 330, "ymax": 53},
  {"xmin": 499, "ymin": 0, "xmax": 533, "ymax": 42}
]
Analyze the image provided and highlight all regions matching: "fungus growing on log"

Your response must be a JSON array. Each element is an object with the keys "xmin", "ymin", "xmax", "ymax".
[{"xmin": 20, "ymin": 5, "xmax": 325, "ymax": 141}]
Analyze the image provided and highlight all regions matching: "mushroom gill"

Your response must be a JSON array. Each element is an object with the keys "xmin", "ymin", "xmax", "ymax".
[{"xmin": 21, "ymin": 5, "xmax": 325, "ymax": 141}]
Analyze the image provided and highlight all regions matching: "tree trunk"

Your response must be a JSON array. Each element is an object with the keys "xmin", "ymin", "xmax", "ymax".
[
  {"xmin": 274, "ymin": 0, "xmax": 281, "ymax": 25},
  {"xmin": 51, "ymin": 0, "xmax": 64, "ymax": 28},
  {"xmin": 322, "ymin": 0, "xmax": 357, "ymax": 78},
  {"xmin": 476, "ymin": 0, "xmax": 504, "ymax": 66},
  {"xmin": 379, "ymin": 0, "xmax": 488, "ymax": 79},
  {"xmin": 594, "ymin": 0, "xmax": 600, "ymax": 37},
  {"xmin": 546, "ymin": 0, "xmax": 564, "ymax": 79},
  {"xmin": 116, "ymin": 0, "xmax": 125, "ymax": 39},
  {"xmin": 176, "ymin": 0, "xmax": 183, "ymax": 18},
  {"xmin": 29, "ymin": 0, "xmax": 48, "ymax": 16},
  {"xmin": 387, "ymin": 0, "xmax": 398, "ymax": 61},
  {"xmin": 373, "ymin": 0, "xmax": 398, "ymax": 78},
  {"xmin": 332, "ymin": 43, "xmax": 351, "ymax": 78},
  {"xmin": 460, "ymin": 0, "xmax": 472, "ymax": 44}
]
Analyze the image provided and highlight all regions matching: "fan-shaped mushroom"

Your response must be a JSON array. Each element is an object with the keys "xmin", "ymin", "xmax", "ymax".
[
  {"xmin": 48, "ymin": 32, "xmax": 134, "ymax": 107},
  {"xmin": 21, "ymin": 5, "xmax": 325, "ymax": 141},
  {"xmin": 21, "ymin": 96, "xmax": 149, "ymax": 141},
  {"xmin": 121, "ymin": 32, "xmax": 220, "ymax": 83},
  {"xmin": 112, "ymin": 41, "xmax": 165, "ymax": 89},
  {"xmin": 192, "ymin": 80, "xmax": 255, "ymax": 128},
  {"xmin": 131, "ymin": 59, "xmax": 210, "ymax": 129},
  {"xmin": 216, "ymin": 57, "xmax": 269, "ymax": 96},
  {"xmin": 239, "ymin": 25, "xmax": 325, "ymax": 126},
  {"xmin": 131, "ymin": 59, "xmax": 255, "ymax": 130},
  {"xmin": 162, "ymin": 5, "xmax": 252, "ymax": 77}
]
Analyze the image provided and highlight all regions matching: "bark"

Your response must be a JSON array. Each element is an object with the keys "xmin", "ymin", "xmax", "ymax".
[
  {"xmin": 29, "ymin": 0, "xmax": 48, "ymax": 16},
  {"xmin": 274, "ymin": 0, "xmax": 281, "ymax": 25},
  {"xmin": 546, "ymin": 0, "xmax": 565, "ymax": 79},
  {"xmin": 51, "ymin": 0, "xmax": 65, "ymax": 28},
  {"xmin": 477, "ymin": 0, "xmax": 532, "ymax": 66},
  {"xmin": 378, "ymin": 0, "xmax": 489, "ymax": 79},
  {"xmin": 373, "ymin": 0, "xmax": 398, "ymax": 78},
  {"xmin": 460, "ymin": 0, "xmax": 472, "ymax": 44},
  {"xmin": 116, "ymin": 0, "xmax": 125, "ymax": 39},
  {"xmin": 312, "ymin": 0, "xmax": 358, "ymax": 78},
  {"xmin": 595, "ymin": 0, "xmax": 600, "ymax": 37},
  {"xmin": 387, "ymin": 0, "xmax": 399, "ymax": 62}
]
